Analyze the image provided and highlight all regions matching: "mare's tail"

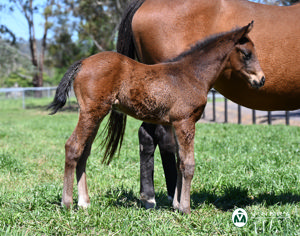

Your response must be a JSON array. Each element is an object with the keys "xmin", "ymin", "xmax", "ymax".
[
  {"xmin": 47, "ymin": 60, "xmax": 82, "ymax": 115},
  {"xmin": 101, "ymin": 0, "xmax": 145, "ymax": 165},
  {"xmin": 116, "ymin": 0, "xmax": 145, "ymax": 58}
]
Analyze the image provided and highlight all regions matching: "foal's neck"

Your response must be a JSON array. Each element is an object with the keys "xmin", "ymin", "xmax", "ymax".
[
  {"xmin": 186, "ymin": 41, "xmax": 235, "ymax": 90},
  {"xmin": 168, "ymin": 37, "xmax": 236, "ymax": 93}
]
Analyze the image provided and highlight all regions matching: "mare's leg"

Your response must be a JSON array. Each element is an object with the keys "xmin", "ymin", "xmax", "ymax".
[
  {"xmin": 62, "ymin": 110, "xmax": 104, "ymax": 208},
  {"xmin": 156, "ymin": 125, "xmax": 177, "ymax": 200},
  {"xmin": 138, "ymin": 122, "xmax": 158, "ymax": 209},
  {"xmin": 139, "ymin": 123, "xmax": 177, "ymax": 208},
  {"xmin": 172, "ymin": 120, "xmax": 195, "ymax": 214}
]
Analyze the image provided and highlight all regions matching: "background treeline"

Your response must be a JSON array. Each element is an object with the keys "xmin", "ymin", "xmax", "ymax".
[{"xmin": 0, "ymin": 0, "xmax": 298, "ymax": 88}]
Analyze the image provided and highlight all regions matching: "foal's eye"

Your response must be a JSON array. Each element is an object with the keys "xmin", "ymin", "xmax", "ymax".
[{"xmin": 242, "ymin": 51, "xmax": 252, "ymax": 61}]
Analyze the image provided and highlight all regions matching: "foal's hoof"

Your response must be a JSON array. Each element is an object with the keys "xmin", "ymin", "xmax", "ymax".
[
  {"xmin": 78, "ymin": 197, "xmax": 91, "ymax": 209},
  {"xmin": 173, "ymin": 202, "xmax": 191, "ymax": 214},
  {"xmin": 179, "ymin": 207, "xmax": 191, "ymax": 214},
  {"xmin": 173, "ymin": 207, "xmax": 191, "ymax": 214},
  {"xmin": 78, "ymin": 201, "xmax": 90, "ymax": 209},
  {"xmin": 61, "ymin": 202, "xmax": 72, "ymax": 210}
]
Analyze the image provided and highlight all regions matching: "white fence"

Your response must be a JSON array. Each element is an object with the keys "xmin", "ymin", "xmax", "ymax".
[
  {"xmin": 0, "ymin": 87, "xmax": 297, "ymax": 125},
  {"xmin": 0, "ymin": 87, "xmax": 59, "ymax": 109}
]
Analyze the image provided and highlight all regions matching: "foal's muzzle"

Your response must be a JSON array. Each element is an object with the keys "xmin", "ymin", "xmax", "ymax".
[
  {"xmin": 251, "ymin": 76, "xmax": 265, "ymax": 88},
  {"xmin": 249, "ymin": 71, "xmax": 265, "ymax": 89}
]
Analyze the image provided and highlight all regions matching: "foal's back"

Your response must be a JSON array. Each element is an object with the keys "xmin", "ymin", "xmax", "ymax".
[{"xmin": 75, "ymin": 51, "xmax": 207, "ymax": 124}]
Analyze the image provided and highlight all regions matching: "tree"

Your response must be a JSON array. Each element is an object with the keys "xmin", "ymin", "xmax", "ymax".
[
  {"xmin": 2, "ymin": 0, "xmax": 57, "ymax": 90},
  {"xmin": 0, "ymin": 25, "xmax": 16, "ymax": 45},
  {"xmin": 67, "ymin": 0, "xmax": 132, "ymax": 52},
  {"xmin": 0, "ymin": 39, "xmax": 34, "ymax": 87}
]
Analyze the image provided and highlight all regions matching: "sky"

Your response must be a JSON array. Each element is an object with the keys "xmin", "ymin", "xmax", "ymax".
[
  {"xmin": 0, "ymin": 0, "xmax": 48, "ymax": 40},
  {"xmin": 0, "ymin": 0, "xmax": 262, "ymax": 41}
]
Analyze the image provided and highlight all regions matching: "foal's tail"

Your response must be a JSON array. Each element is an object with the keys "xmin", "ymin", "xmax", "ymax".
[
  {"xmin": 100, "ymin": 0, "xmax": 145, "ymax": 165},
  {"xmin": 47, "ymin": 60, "xmax": 82, "ymax": 115}
]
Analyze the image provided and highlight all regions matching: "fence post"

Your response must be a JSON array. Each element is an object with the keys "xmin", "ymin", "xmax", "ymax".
[
  {"xmin": 238, "ymin": 105, "xmax": 241, "ymax": 124},
  {"xmin": 252, "ymin": 110, "xmax": 256, "ymax": 124},
  {"xmin": 212, "ymin": 90, "xmax": 216, "ymax": 121},
  {"xmin": 268, "ymin": 111, "xmax": 272, "ymax": 125},
  {"xmin": 285, "ymin": 111, "xmax": 290, "ymax": 125},
  {"xmin": 224, "ymin": 98, "xmax": 228, "ymax": 123},
  {"xmin": 22, "ymin": 90, "xmax": 26, "ymax": 109}
]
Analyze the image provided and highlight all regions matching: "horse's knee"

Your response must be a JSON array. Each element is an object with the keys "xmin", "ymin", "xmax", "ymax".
[
  {"xmin": 65, "ymin": 136, "xmax": 84, "ymax": 167},
  {"xmin": 179, "ymin": 157, "xmax": 195, "ymax": 180},
  {"xmin": 184, "ymin": 163, "xmax": 195, "ymax": 177}
]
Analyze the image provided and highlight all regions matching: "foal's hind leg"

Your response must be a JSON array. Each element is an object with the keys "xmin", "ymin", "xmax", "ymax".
[{"xmin": 62, "ymin": 110, "xmax": 106, "ymax": 208}]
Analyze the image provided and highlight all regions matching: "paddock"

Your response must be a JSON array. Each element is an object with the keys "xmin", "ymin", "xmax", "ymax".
[{"xmin": 0, "ymin": 97, "xmax": 300, "ymax": 234}]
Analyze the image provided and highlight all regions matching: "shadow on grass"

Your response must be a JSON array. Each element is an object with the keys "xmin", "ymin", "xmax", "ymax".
[
  {"xmin": 101, "ymin": 187, "xmax": 173, "ymax": 210},
  {"xmin": 100, "ymin": 186, "xmax": 300, "ymax": 212},
  {"xmin": 191, "ymin": 186, "xmax": 300, "ymax": 211},
  {"xmin": 25, "ymin": 101, "xmax": 79, "ymax": 113}
]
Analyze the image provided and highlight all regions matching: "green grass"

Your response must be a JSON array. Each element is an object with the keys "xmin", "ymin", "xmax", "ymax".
[{"xmin": 1, "ymin": 98, "xmax": 300, "ymax": 235}]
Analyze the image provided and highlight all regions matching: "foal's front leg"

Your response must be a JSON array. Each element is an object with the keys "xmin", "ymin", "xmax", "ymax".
[{"xmin": 172, "ymin": 120, "xmax": 196, "ymax": 214}]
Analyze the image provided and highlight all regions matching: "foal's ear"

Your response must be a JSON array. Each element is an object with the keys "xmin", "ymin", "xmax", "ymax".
[{"xmin": 246, "ymin": 21, "xmax": 254, "ymax": 33}]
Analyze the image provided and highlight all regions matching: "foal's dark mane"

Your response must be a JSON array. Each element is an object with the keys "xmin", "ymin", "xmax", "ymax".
[{"xmin": 166, "ymin": 26, "xmax": 244, "ymax": 63}]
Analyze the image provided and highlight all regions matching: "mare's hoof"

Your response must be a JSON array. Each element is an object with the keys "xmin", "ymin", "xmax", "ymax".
[
  {"xmin": 140, "ymin": 194, "xmax": 156, "ymax": 209},
  {"xmin": 142, "ymin": 198, "xmax": 156, "ymax": 209},
  {"xmin": 168, "ymin": 195, "xmax": 173, "ymax": 202}
]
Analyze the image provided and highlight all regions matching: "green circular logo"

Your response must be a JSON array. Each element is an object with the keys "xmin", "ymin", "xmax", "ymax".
[{"xmin": 232, "ymin": 208, "xmax": 248, "ymax": 227}]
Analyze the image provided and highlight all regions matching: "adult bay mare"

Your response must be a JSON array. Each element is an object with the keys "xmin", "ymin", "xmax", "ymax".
[
  {"xmin": 117, "ymin": 0, "xmax": 300, "ymax": 208},
  {"xmin": 49, "ymin": 23, "xmax": 265, "ymax": 214}
]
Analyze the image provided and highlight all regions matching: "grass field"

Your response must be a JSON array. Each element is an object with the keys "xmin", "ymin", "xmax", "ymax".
[{"xmin": 1, "ymin": 98, "xmax": 300, "ymax": 235}]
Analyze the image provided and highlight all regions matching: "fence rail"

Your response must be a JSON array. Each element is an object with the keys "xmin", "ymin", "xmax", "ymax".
[
  {"xmin": 0, "ymin": 87, "xmax": 297, "ymax": 125},
  {"xmin": 205, "ymin": 89, "xmax": 293, "ymax": 125},
  {"xmin": 0, "ymin": 87, "xmax": 74, "ymax": 109}
]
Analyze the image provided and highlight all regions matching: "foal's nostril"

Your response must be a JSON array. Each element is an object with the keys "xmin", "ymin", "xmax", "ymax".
[
  {"xmin": 261, "ymin": 76, "xmax": 265, "ymax": 86},
  {"xmin": 252, "ymin": 80, "xmax": 259, "ymax": 88}
]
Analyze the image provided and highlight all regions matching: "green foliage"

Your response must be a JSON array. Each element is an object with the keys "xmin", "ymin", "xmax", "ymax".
[
  {"xmin": 45, "ymin": 67, "xmax": 68, "ymax": 86},
  {"xmin": 0, "ymin": 99, "xmax": 300, "ymax": 234},
  {"xmin": 71, "ymin": 0, "xmax": 132, "ymax": 51},
  {"xmin": 3, "ymin": 68, "xmax": 33, "ymax": 87}
]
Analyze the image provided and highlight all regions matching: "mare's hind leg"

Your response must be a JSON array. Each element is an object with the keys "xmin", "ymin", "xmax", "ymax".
[
  {"xmin": 139, "ymin": 123, "xmax": 177, "ymax": 208},
  {"xmin": 156, "ymin": 125, "xmax": 177, "ymax": 201},
  {"xmin": 62, "ymin": 110, "xmax": 106, "ymax": 208},
  {"xmin": 139, "ymin": 123, "xmax": 158, "ymax": 209}
]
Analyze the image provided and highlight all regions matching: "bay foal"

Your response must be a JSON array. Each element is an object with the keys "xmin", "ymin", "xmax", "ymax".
[{"xmin": 49, "ymin": 22, "xmax": 265, "ymax": 214}]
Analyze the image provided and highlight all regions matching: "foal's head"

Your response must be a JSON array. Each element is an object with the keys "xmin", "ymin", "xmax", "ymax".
[{"xmin": 229, "ymin": 21, "xmax": 265, "ymax": 88}]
